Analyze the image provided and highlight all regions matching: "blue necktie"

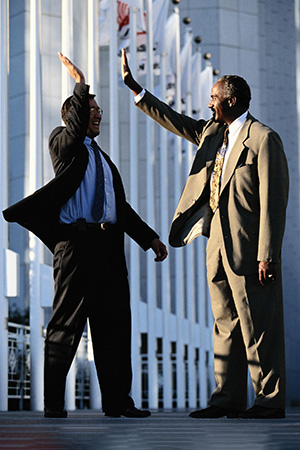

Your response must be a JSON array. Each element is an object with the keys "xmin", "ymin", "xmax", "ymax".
[{"xmin": 91, "ymin": 140, "xmax": 105, "ymax": 222}]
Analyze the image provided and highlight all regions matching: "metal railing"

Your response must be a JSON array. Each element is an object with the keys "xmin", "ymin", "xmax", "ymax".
[
  {"xmin": 8, "ymin": 323, "xmax": 31, "ymax": 410},
  {"xmin": 8, "ymin": 322, "xmax": 90, "ymax": 410}
]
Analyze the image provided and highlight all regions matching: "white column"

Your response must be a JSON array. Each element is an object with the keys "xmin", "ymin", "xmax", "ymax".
[
  {"xmin": 88, "ymin": 0, "xmax": 99, "ymax": 96},
  {"xmin": 61, "ymin": 0, "xmax": 73, "ymax": 98},
  {"xmin": 183, "ymin": 29, "xmax": 197, "ymax": 409},
  {"xmin": 129, "ymin": 5, "xmax": 141, "ymax": 407},
  {"xmin": 145, "ymin": 0, "xmax": 158, "ymax": 410},
  {"xmin": 173, "ymin": 6, "xmax": 185, "ymax": 410},
  {"xmin": 87, "ymin": 324, "xmax": 101, "ymax": 409},
  {"xmin": 61, "ymin": 0, "xmax": 76, "ymax": 409},
  {"xmin": 0, "ymin": 0, "xmax": 9, "ymax": 411},
  {"xmin": 29, "ymin": 0, "xmax": 44, "ymax": 411},
  {"xmin": 109, "ymin": 0, "xmax": 119, "ymax": 165},
  {"xmin": 197, "ymin": 238, "xmax": 208, "ymax": 407},
  {"xmin": 86, "ymin": 0, "xmax": 102, "ymax": 411}
]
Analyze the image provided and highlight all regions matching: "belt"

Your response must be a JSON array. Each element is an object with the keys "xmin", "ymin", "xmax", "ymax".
[{"xmin": 60, "ymin": 219, "xmax": 116, "ymax": 232}]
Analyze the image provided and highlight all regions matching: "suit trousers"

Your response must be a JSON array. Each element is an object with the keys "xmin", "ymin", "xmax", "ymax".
[
  {"xmin": 44, "ymin": 225, "xmax": 134, "ymax": 413},
  {"xmin": 206, "ymin": 209, "xmax": 286, "ymax": 410}
]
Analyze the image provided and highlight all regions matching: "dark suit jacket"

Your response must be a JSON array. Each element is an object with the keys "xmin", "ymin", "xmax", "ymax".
[{"xmin": 3, "ymin": 83, "xmax": 158, "ymax": 254}]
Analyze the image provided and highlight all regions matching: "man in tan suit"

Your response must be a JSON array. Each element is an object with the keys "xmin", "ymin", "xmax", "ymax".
[{"xmin": 122, "ymin": 49, "xmax": 289, "ymax": 419}]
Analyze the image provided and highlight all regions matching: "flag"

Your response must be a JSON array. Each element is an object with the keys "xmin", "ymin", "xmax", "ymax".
[
  {"xmin": 153, "ymin": 0, "xmax": 169, "ymax": 55},
  {"xmin": 164, "ymin": 12, "xmax": 177, "ymax": 76},
  {"xmin": 199, "ymin": 65, "xmax": 213, "ymax": 120},
  {"xmin": 191, "ymin": 51, "xmax": 202, "ymax": 117},
  {"xmin": 118, "ymin": 0, "xmax": 147, "ymax": 75},
  {"xmin": 180, "ymin": 33, "xmax": 193, "ymax": 105},
  {"xmin": 99, "ymin": 0, "xmax": 146, "ymax": 54},
  {"xmin": 161, "ymin": 12, "xmax": 179, "ymax": 105},
  {"xmin": 99, "ymin": 0, "xmax": 111, "ymax": 46}
]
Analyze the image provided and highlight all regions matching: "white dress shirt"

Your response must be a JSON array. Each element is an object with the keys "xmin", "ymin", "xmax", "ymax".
[
  {"xmin": 220, "ymin": 110, "xmax": 248, "ymax": 183},
  {"xmin": 60, "ymin": 136, "xmax": 117, "ymax": 224}
]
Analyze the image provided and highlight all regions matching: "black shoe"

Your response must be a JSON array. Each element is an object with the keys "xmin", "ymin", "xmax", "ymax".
[
  {"xmin": 44, "ymin": 407, "xmax": 68, "ymax": 418},
  {"xmin": 189, "ymin": 405, "xmax": 243, "ymax": 419},
  {"xmin": 239, "ymin": 405, "xmax": 285, "ymax": 419},
  {"xmin": 105, "ymin": 406, "xmax": 151, "ymax": 418}
]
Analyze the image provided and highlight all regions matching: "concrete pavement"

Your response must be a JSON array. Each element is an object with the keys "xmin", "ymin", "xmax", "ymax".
[{"xmin": 0, "ymin": 409, "xmax": 300, "ymax": 450}]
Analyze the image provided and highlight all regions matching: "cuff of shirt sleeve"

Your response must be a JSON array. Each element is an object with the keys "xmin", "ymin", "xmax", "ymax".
[{"xmin": 134, "ymin": 88, "xmax": 146, "ymax": 104}]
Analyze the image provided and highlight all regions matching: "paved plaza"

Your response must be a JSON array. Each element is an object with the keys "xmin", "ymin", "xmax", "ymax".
[{"xmin": 0, "ymin": 408, "xmax": 300, "ymax": 450}]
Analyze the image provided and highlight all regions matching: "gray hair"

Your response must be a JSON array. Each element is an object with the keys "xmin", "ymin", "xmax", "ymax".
[{"xmin": 217, "ymin": 75, "xmax": 251, "ymax": 109}]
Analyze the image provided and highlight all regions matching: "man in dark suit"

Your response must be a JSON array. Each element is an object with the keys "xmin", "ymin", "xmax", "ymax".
[
  {"xmin": 3, "ymin": 52, "xmax": 167, "ymax": 418},
  {"xmin": 122, "ymin": 49, "xmax": 289, "ymax": 419}
]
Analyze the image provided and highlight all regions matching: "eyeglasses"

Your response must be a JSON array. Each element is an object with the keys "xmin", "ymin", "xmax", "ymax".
[{"xmin": 90, "ymin": 107, "xmax": 103, "ymax": 116}]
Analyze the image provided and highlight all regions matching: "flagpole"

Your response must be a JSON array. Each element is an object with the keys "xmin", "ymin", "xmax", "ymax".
[
  {"xmin": 145, "ymin": 0, "xmax": 159, "ymax": 410},
  {"xmin": 129, "ymin": 4, "xmax": 142, "ymax": 407},
  {"xmin": 29, "ymin": 0, "xmax": 44, "ymax": 411},
  {"xmin": 0, "ymin": 0, "xmax": 9, "ymax": 411}
]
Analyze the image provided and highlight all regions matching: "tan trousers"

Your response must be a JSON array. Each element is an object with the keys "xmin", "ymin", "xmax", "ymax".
[{"xmin": 206, "ymin": 210, "xmax": 286, "ymax": 410}]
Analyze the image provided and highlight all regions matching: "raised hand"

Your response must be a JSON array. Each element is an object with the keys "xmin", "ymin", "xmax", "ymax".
[
  {"xmin": 58, "ymin": 52, "xmax": 85, "ymax": 84},
  {"xmin": 121, "ymin": 48, "xmax": 142, "ymax": 96}
]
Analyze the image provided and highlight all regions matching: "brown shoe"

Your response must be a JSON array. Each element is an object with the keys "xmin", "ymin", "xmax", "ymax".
[
  {"xmin": 189, "ymin": 405, "xmax": 242, "ymax": 419},
  {"xmin": 239, "ymin": 405, "xmax": 285, "ymax": 419}
]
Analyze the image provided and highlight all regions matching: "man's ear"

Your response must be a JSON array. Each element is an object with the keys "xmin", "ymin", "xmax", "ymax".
[{"xmin": 228, "ymin": 96, "xmax": 236, "ymax": 107}]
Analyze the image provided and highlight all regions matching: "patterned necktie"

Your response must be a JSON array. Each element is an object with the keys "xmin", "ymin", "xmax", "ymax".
[
  {"xmin": 91, "ymin": 140, "xmax": 105, "ymax": 222},
  {"xmin": 209, "ymin": 127, "xmax": 229, "ymax": 213}
]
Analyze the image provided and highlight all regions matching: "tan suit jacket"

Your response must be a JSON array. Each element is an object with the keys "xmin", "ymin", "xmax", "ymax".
[{"xmin": 137, "ymin": 91, "xmax": 289, "ymax": 275}]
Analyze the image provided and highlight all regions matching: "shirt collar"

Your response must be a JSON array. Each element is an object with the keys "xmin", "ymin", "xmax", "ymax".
[
  {"xmin": 84, "ymin": 136, "xmax": 93, "ymax": 146},
  {"xmin": 228, "ymin": 110, "xmax": 248, "ymax": 136}
]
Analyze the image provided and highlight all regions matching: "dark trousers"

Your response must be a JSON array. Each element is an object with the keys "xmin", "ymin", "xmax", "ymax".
[{"xmin": 44, "ymin": 225, "xmax": 134, "ymax": 413}]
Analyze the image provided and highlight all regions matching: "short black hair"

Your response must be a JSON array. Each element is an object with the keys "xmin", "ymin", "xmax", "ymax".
[
  {"xmin": 217, "ymin": 75, "xmax": 251, "ymax": 109},
  {"xmin": 61, "ymin": 93, "xmax": 96, "ymax": 124}
]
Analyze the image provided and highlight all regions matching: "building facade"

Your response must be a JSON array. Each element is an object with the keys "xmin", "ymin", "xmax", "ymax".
[{"xmin": 1, "ymin": 0, "xmax": 299, "ymax": 410}]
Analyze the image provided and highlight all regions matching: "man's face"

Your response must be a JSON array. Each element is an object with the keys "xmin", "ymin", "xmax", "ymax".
[
  {"xmin": 87, "ymin": 98, "xmax": 102, "ymax": 138},
  {"xmin": 208, "ymin": 81, "xmax": 230, "ymax": 124}
]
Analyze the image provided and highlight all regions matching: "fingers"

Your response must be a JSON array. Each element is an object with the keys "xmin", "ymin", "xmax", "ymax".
[
  {"xmin": 58, "ymin": 51, "xmax": 85, "ymax": 83},
  {"xmin": 258, "ymin": 261, "xmax": 277, "ymax": 286},
  {"xmin": 151, "ymin": 239, "xmax": 168, "ymax": 262},
  {"xmin": 121, "ymin": 48, "xmax": 129, "ymax": 80},
  {"xmin": 58, "ymin": 51, "xmax": 71, "ymax": 68},
  {"xmin": 155, "ymin": 246, "xmax": 168, "ymax": 262},
  {"xmin": 121, "ymin": 48, "xmax": 127, "ymax": 65}
]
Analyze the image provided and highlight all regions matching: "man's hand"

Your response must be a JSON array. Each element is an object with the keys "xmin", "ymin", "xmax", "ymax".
[
  {"xmin": 258, "ymin": 261, "xmax": 277, "ymax": 286},
  {"xmin": 121, "ymin": 48, "xmax": 143, "ymax": 96},
  {"xmin": 151, "ymin": 238, "xmax": 168, "ymax": 262},
  {"xmin": 58, "ymin": 52, "xmax": 85, "ymax": 84}
]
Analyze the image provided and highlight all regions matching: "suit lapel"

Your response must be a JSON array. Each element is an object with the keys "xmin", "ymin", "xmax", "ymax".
[{"xmin": 220, "ymin": 115, "xmax": 252, "ymax": 196}]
